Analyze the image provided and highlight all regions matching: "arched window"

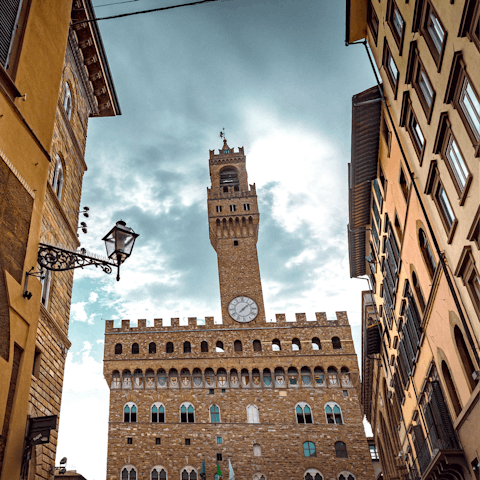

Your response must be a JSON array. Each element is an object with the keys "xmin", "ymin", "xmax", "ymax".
[
  {"xmin": 181, "ymin": 368, "xmax": 191, "ymax": 387},
  {"xmin": 411, "ymin": 271, "xmax": 426, "ymax": 313},
  {"xmin": 253, "ymin": 474, "xmax": 266, "ymax": 480},
  {"xmin": 335, "ymin": 441, "xmax": 348, "ymax": 458},
  {"xmin": 234, "ymin": 340, "xmax": 243, "ymax": 352},
  {"xmin": 312, "ymin": 338, "xmax": 321, "ymax": 350},
  {"xmin": 150, "ymin": 467, "xmax": 167, "ymax": 480},
  {"xmin": 180, "ymin": 467, "xmax": 197, "ymax": 480},
  {"xmin": 124, "ymin": 402, "xmax": 137, "ymax": 422},
  {"xmin": 314, "ymin": 367, "xmax": 325, "ymax": 386},
  {"xmin": 146, "ymin": 369, "xmax": 155, "ymax": 389},
  {"xmin": 217, "ymin": 368, "xmax": 227, "ymax": 387},
  {"xmin": 115, "ymin": 344, "xmax": 122, "ymax": 354},
  {"xmin": 419, "ymin": 229, "xmax": 436, "ymax": 278},
  {"xmin": 253, "ymin": 340, "xmax": 262, "ymax": 352},
  {"xmin": 301, "ymin": 367, "xmax": 312, "ymax": 386},
  {"xmin": 122, "ymin": 370, "xmax": 132, "ymax": 389},
  {"xmin": 327, "ymin": 367, "xmax": 339, "ymax": 386},
  {"xmin": 247, "ymin": 405, "xmax": 259, "ymax": 423},
  {"xmin": 304, "ymin": 470, "xmax": 323, "ymax": 480},
  {"xmin": 193, "ymin": 368, "xmax": 203, "ymax": 387},
  {"xmin": 441, "ymin": 361, "xmax": 462, "ymax": 416},
  {"xmin": 272, "ymin": 339, "xmax": 281, "ymax": 351},
  {"xmin": 133, "ymin": 369, "xmax": 143, "ymax": 389},
  {"xmin": 184, "ymin": 341, "xmax": 191, "ymax": 353},
  {"xmin": 340, "ymin": 367, "xmax": 352, "ymax": 387},
  {"xmin": 52, "ymin": 155, "xmax": 64, "ymax": 200},
  {"xmin": 210, "ymin": 404, "xmax": 220, "ymax": 423},
  {"xmin": 274, "ymin": 367, "xmax": 285, "ymax": 387},
  {"xmin": 263, "ymin": 368, "xmax": 272, "ymax": 386},
  {"xmin": 454, "ymin": 326, "xmax": 478, "ymax": 392},
  {"xmin": 180, "ymin": 403, "xmax": 195, "ymax": 423},
  {"xmin": 151, "ymin": 403, "xmax": 165, "ymax": 423},
  {"xmin": 292, "ymin": 338, "xmax": 301, "ymax": 351},
  {"xmin": 166, "ymin": 342, "xmax": 174, "ymax": 353},
  {"xmin": 288, "ymin": 367, "xmax": 298, "ymax": 386},
  {"xmin": 216, "ymin": 341, "xmax": 224, "ymax": 352},
  {"xmin": 63, "ymin": 82, "xmax": 73, "ymax": 119},
  {"xmin": 157, "ymin": 369, "xmax": 167, "ymax": 388},
  {"xmin": 201, "ymin": 341, "xmax": 208, "ymax": 352},
  {"xmin": 296, "ymin": 403, "xmax": 313, "ymax": 423},
  {"xmin": 325, "ymin": 402, "xmax": 343, "ymax": 424},
  {"xmin": 241, "ymin": 368, "xmax": 250, "ymax": 387},
  {"xmin": 132, "ymin": 343, "xmax": 139, "ymax": 354},
  {"xmin": 112, "ymin": 371, "xmax": 121, "ymax": 389},
  {"xmin": 149, "ymin": 342, "xmax": 156, "ymax": 354},
  {"xmin": 169, "ymin": 368, "xmax": 179, "ymax": 388},
  {"xmin": 121, "ymin": 466, "xmax": 137, "ymax": 480},
  {"xmin": 332, "ymin": 337, "xmax": 341, "ymax": 349},
  {"xmin": 303, "ymin": 441, "xmax": 316, "ymax": 457},
  {"xmin": 253, "ymin": 444, "xmax": 261, "ymax": 456},
  {"xmin": 338, "ymin": 473, "xmax": 355, "ymax": 480},
  {"xmin": 205, "ymin": 368, "xmax": 215, "ymax": 387},
  {"xmin": 219, "ymin": 167, "xmax": 239, "ymax": 187}
]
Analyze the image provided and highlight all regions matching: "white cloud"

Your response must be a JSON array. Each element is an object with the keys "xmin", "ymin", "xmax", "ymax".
[
  {"xmin": 70, "ymin": 302, "xmax": 88, "ymax": 322},
  {"xmin": 89, "ymin": 291, "xmax": 99, "ymax": 303}
]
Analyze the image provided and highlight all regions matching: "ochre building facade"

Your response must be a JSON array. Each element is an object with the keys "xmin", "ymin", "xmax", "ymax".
[
  {"xmin": 346, "ymin": 1, "xmax": 480, "ymax": 479},
  {"xmin": 104, "ymin": 143, "xmax": 375, "ymax": 480}
]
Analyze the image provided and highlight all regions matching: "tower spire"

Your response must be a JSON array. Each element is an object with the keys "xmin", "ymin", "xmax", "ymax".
[{"xmin": 219, "ymin": 128, "xmax": 229, "ymax": 151}]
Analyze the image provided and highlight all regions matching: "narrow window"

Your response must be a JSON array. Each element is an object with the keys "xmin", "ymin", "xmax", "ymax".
[
  {"xmin": 233, "ymin": 240, "xmax": 238, "ymax": 246},
  {"xmin": 253, "ymin": 340, "xmax": 262, "ymax": 352},
  {"xmin": 292, "ymin": 338, "xmax": 301, "ymax": 351},
  {"xmin": 216, "ymin": 341, "xmax": 224, "ymax": 352},
  {"xmin": 127, "ymin": 438, "xmax": 132, "ymax": 444},
  {"xmin": 115, "ymin": 344, "xmax": 122, "ymax": 355},
  {"xmin": 272, "ymin": 339, "xmax": 281, "ymax": 351},
  {"xmin": 185, "ymin": 438, "xmax": 191, "ymax": 445},
  {"xmin": 187, "ymin": 405, "xmax": 194, "ymax": 422},
  {"xmin": 367, "ymin": 1, "xmax": 379, "ymax": 44},
  {"xmin": 201, "ymin": 341, "xmax": 208, "ymax": 352},
  {"xmin": 394, "ymin": 214, "xmax": 403, "ymax": 243},
  {"xmin": 156, "ymin": 438, "xmax": 161, "ymax": 445},
  {"xmin": 332, "ymin": 337, "xmax": 341, "ymax": 349},
  {"xmin": 303, "ymin": 441, "xmax": 316, "ymax": 457},
  {"xmin": 435, "ymin": 182, "xmax": 456, "ymax": 231},
  {"xmin": 312, "ymin": 338, "xmax": 321, "ymax": 350},
  {"xmin": 230, "ymin": 205, "xmax": 236, "ymax": 212},
  {"xmin": 370, "ymin": 444, "xmax": 379, "ymax": 459},
  {"xmin": 216, "ymin": 205, "xmax": 222, "ymax": 213},
  {"xmin": 253, "ymin": 444, "xmax": 261, "ymax": 456},
  {"xmin": 217, "ymin": 436, "xmax": 222, "ymax": 444},
  {"xmin": 247, "ymin": 405, "xmax": 259, "ymax": 423},
  {"xmin": 445, "ymin": 135, "xmax": 469, "ymax": 193},
  {"xmin": 149, "ymin": 342, "xmax": 156, "ymax": 354},
  {"xmin": 411, "ymin": 271, "xmax": 426, "ymax": 313},
  {"xmin": 399, "ymin": 168, "xmax": 409, "ymax": 200},
  {"xmin": 184, "ymin": 341, "xmax": 191, "ymax": 353},
  {"xmin": 243, "ymin": 203, "xmax": 250, "ymax": 211},
  {"xmin": 387, "ymin": 0, "xmax": 404, "ymax": 51},
  {"xmin": 442, "ymin": 361, "xmax": 462, "ymax": 416},
  {"xmin": 210, "ymin": 404, "xmax": 220, "ymax": 423},
  {"xmin": 422, "ymin": 2, "xmax": 446, "ymax": 64},
  {"xmin": 296, "ymin": 404, "xmax": 313, "ymax": 424},
  {"xmin": 419, "ymin": 229, "xmax": 436, "ymax": 278},
  {"xmin": 459, "ymin": 77, "xmax": 480, "ymax": 141},
  {"xmin": 63, "ymin": 82, "xmax": 73, "ymax": 120},
  {"xmin": 132, "ymin": 343, "xmax": 139, "ymax": 354},
  {"xmin": 166, "ymin": 342, "xmax": 174, "ymax": 353},
  {"xmin": 234, "ymin": 340, "xmax": 242, "ymax": 352},
  {"xmin": 409, "ymin": 109, "xmax": 425, "ymax": 155},
  {"xmin": 216, "ymin": 453, "xmax": 222, "ymax": 462},
  {"xmin": 454, "ymin": 326, "xmax": 477, "ymax": 392},
  {"xmin": 335, "ymin": 441, "xmax": 348, "ymax": 458},
  {"xmin": 383, "ymin": 42, "xmax": 399, "ymax": 94}
]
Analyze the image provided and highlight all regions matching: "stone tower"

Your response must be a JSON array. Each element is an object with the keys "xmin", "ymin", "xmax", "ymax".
[
  {"xmin": 207, "ymin": 139, "xmax": 265, "ymax": 324},
  {"xmin": 103, "ymin": 142, "xmax": 375, "ymax": 480}
]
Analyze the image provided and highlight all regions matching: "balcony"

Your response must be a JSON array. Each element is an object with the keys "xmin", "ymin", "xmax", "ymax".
[{"xmin": 407, "ymin": 431, "xmax": 466, "ymax": 480}]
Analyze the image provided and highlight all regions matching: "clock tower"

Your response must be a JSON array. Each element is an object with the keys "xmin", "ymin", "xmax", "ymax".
[{"xmin": 207, "ymin": 138, "xmax": 266, "ymax": 325}]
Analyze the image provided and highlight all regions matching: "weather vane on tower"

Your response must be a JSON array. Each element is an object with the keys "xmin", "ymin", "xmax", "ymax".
[{"xmin": 220, "ymin": 127, "xmax": 227, "ymax": 144}]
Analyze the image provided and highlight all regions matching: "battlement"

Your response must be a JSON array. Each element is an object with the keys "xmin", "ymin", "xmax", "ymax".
[
  {"xmin": 209, "ymin": 146, "xmax": 245, "ymax": 158},
  {"xmin": 104, "ymin": 311, "xmax": 350, "ymax": 332},
  {"xmin": 207, "ymin": 185, "xmax": 256, "ymax": 199}
]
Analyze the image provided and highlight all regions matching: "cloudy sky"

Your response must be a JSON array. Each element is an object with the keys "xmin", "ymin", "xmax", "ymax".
[{"xmin": 57, "ymin": 1, "xmax": 376, "ymax": 478}]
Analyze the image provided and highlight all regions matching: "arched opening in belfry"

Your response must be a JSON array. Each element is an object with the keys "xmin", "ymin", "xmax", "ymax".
[{"xmin": 219, "ymin": 167, "xmax": 239, "ymax": 188}]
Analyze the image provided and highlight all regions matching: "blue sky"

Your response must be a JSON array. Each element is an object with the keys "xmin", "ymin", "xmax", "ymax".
[{"xmin": 56, "ymin": 1, "xmax": 376, "ymax": 478}]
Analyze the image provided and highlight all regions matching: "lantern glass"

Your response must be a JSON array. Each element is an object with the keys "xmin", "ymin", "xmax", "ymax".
[{"xmin": 102, "ymin": 221, "xmax": 138, "ymax": 262}]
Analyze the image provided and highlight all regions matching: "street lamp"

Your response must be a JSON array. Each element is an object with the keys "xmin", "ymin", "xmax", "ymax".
[{"xmin": 30, "ymin": 220, "xmax": 138, "ymax": 291}]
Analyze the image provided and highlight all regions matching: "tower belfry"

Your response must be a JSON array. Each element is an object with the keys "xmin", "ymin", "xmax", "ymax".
[{"xmin": 207, "ymin": 140, "xmax": 265, "ymax": 325}]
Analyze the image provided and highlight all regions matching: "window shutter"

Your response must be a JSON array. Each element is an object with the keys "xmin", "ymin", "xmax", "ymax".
[
  {"xmin": 430, "ymin": 380, "xmax": 458, "ymax": 448},
  {"xmin": 0, "ymin": 0, "xmax": 22, "ymax": 67}
]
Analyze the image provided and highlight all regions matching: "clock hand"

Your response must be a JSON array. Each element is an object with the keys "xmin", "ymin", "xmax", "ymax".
[{"xmin": 239, "ymin": 305, "xmax": 249, "ymax": 313}]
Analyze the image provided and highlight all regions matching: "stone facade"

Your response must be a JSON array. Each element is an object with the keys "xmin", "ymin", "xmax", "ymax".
[{"xmin": 104, "ymin": 145, "xmax": 374, "ymax": 480}]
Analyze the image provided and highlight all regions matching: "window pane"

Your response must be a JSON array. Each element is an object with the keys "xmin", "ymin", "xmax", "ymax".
[
  {"xmin": 304, "ymin": 405, "xmax": 311, "ymax": 414},
  {"xmin": 460, "ymin": 79, "xmax": 480, "ymax": 139},
  {"xmin": 410, "ymin": 114, "xmax": 424, "ymax": 149},
  {"xmin": 427, "ymin": 10, "xmax": 444, "ymax": 52},
  {"xmin": 181, "ymin": 405, "xmax": 186, "ymax": 413},
  {"xmin": 333, "ymin": 405, "xmax": 341, "ymax": 414},
  {"xmin": 438, "ymin": 185, "xmax": 455, "ymax": 228},
  {"xmin": 419, "ymin": 69, "xmax": 433, "ymax": 106},
  {"xmin": 388, "ymin": 52, "xmax": 398, "ymax": 81},
  {"xmin": 446, "ymin": 137, "xmax": 468, "ymax": 190},
  {"xmin": 393, "ymin": 6, "xmax": 404, "ymax": 36}
]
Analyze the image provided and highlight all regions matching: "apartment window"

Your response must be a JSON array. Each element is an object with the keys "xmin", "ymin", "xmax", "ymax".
[
  {"xmin": 455, "ymin": 247, "xmax": 480, "ymax": 318},
  {"xmin": 296, "ymin": 403, "xmax": 313, "ymax": 424},
  {"xmin": 401, "ymin": 92, "xmax": 425, "ymax": 163},
  {"xmin": 180, "ymin": 403, "xmax": 195, "ymax": 423},
  {"xmin": 445, "ymin": 53, "xmax": 480, "ymax": 156},
  {"xmin": 63, "ymin": 82, "xmax": 73, "ymax": 120},
  {"xmin": 418, "ymin": 228, "xmax": 436, "ymax": 278},
  {"xmin": 433, "ymin": 179, "xmax": 456, "ymax": 238},
  {"xmin": 420, "ymin": 0, "xmax": 447, "ymax": 69},
  {"xmin": 458, "ymin": 0, "xmax": 480, "ymax": 51},
  {"xmin": 217, "ymin": 436, "xmax": 222, "ymax": 444},
  {"xmin": 394, "ymin": 214, "xmax": 403, "ymax": 243},
  {"xmin": 52, "ymin": 155, "xmax": 64, "ymax": 200},
  {"xmin": 368, "ymin": 1, "xmax": 379, "ymax": 44},
  {"xmin": 230, "ymin": 205, "xmax": 236, "ymax": 212},
  {"xmin": 40, "ymin": 269, "xmax": 51, "ymax": 307},
  {"xmin": 210, "ymin": 404, "xmax": 220, "ymax": 423},
  {"xmin": 387, "ymin": 0, "xmax": 405, "ymax": 53},
  {"xmin": 216, "ymin": 205, "xmax": 222, "ymax": 213},
  {"xmin": 156, "ymin": 438, "xmax": 161, "ymax": 445},
  {"xmin": 467, "ymin": 207, "xmax": 480, "ymax": 250},
  {"xmin": 243, "ymin": 203, "xmax": 250, "ymax": 211},
  {"xmin": 127, "ymin": 438, "xmax": 132, "ymax": 445},
  {"xmin": 383, "ymin": 41, "xmax": 399, "ymax": 97},
  {"xmin": 370, "ymin": 444, "xmax": 379, "ymax": 460}
]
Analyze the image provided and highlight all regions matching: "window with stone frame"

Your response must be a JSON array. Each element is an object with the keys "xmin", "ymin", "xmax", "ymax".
[
  {"xmin": 387, "ymin": 0, "xmax": 405, "ymax": 54},
  {"xmin": 335, "ymin": 441, "xmax": 348, "ymax": 458},
  {"xmin": 253, "ymin": 339, "xmax": 262, "ymax": 352},
  {"xmin": 210, "ymin": 404, "xmax": 220, "ymax": 423},
  {"xmin": 52, "ymin": 154, "xmax": 64, "ymax": 200},
  {"xmin": 417, "ymin": 0, "xmax": 447, "ymax": 70},
  {"xmin": 247, "ymin": 404, "xmax": 259, "ymax": 423},
  {"xmin": 121, "ymin": 466, "xmax": 137, "ymax": 480},
  {"xmin": 166, "ymin": 342, "xmax": 174, "ymax": 353},
  {"xmin": 406, "ymin": 41, "xmax": 435, "ymax": 122},
  {"xmin": 445, "ymin": 52, "xmax": 480, "ymax": 157},
  {"xmin": 312, "ymin": 337, "xmax": 321, "ymax": 350},
  {"xmin": 304, "ymin": 470, "xmax": 323, "ymax": 480},
  {"xmin": 292, "ymin": 338, "xmax": 301, "ymax": 351},
  {"xmin": 325, "ymin": 402, "xmax": 343, "ymax": 424},
  {"xmin": 303, "ymin": 441, "xmax": 316, "ymax": 457},
  {"xmin": 124, "ymin": 402, "xmax": 137, "ymax": 422},
  {"xmin": 332, "ymin": 337, "xmax": 342, "ymax": 349},
  {"xmin": 253, "ymin": 444, "xmax": 261, "ymax": 456},
  {"xmin": 201, "ymin": 341, "xmax": 208, "ymax": 352},
  {"xmin": 458, "ymin": 0, "xmax": 480, "ymax": 52},
  {"xmin": 151, "ymin": 403, "xmax": 165, "ymax": 423},
  {"xmin": 455, "ymin": 246, "xmax": 480, "ymax": 318},
  {"xmin": 382, "ymin": 40, "xmax": 399, "ymax": 98},
  {"xmin": 425, "ymin": 161, "xmax": 457, "ymax": 242},
  {"xmin": 234, "ymin": 339, "xmax": 242, "ymax": 351},
  {"xmin": 367, "ymin": 0, "xmax": 379, "ymax": 45},
  {"xmin": 132, "ymin": 343, "xmax": 139, "ymax": 354},
  {"xmin": 418, "ymin": 228, "xmax": 437, "ymax": 279},
  {"xmin": 180, "ymin": 467, "xmax": 197, "ymax": 480},
  {"xmin": 184, "ymin": 341, "xmax": 191, "ymax": 353},
  {"xmin": 149, "ymin": 342, "xmax": 156, "ymax": 354},
  {"xmin": 433, "ymin": 112, "xmax": 472, "ymax": 204},
  {"xmin": 63, "ymin": 82, "xmax": 73, "ymax": 120},
  {"xmin": 400, "ymin": 92, "xmax": 426, "ymax": 164},
  {"xmin": 150, "ymin": 467, "xmax": 167, "ymax": 480},
  {"xmin": 180, "ymin": 403, "xmax": 195, "ymax": 423},
  {"xmin": 399, "ymin": 167, "xmax": 409, "ymax": 201},
  {"xmin": 114, "ymin": 343, "xmax": 122, "ymax": 355},
  {"xmin": 272, "ymin": 339, "xmax": 281, "ymax": 351},
  {"xmin": 296, "ymin": 403, "xmax": 313, "ymax": 424},
  {"xmin": 338, "ymin": 474, "xmax": 355, "ymax": 480}
]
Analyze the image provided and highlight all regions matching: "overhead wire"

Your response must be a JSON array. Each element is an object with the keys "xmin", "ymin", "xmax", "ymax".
[{"xmin": 71, "ymin": 0, "xmax": 217, "ymax": 24}]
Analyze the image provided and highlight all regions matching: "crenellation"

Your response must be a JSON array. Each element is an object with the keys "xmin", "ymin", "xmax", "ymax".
[
  {"xmin": 170, "ymin": 318, "xmax": 180, "ymax": 328},
  {"xmin": 275, "ymin": 313, "xmax": 286, "ymax": 323},
  {"xmin": 138, "ymin": 319, "xmax": 147, "ymax": 329},
  {"xmin": 295, "ymin": 313, "xmax": 307, "ymax": 323},
  {"xmin": 121, "ymin": 319, "xmax": 130, "ymax": 330},
  {"xmin": 106, "ymin": 320, "xmax": 114, "ymax": 331},
  {"xmin": 188, "ymin": 317, "xmax": 197, "ymax": 328},
  {"xmin": 154, "ymin": 318, "xmax": 162, "ymax": 328}
]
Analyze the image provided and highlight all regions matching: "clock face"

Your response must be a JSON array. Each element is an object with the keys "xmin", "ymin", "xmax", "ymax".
[{"xmin": 229, "ymin": 296, "xmax": 258, "ymax": 323}]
